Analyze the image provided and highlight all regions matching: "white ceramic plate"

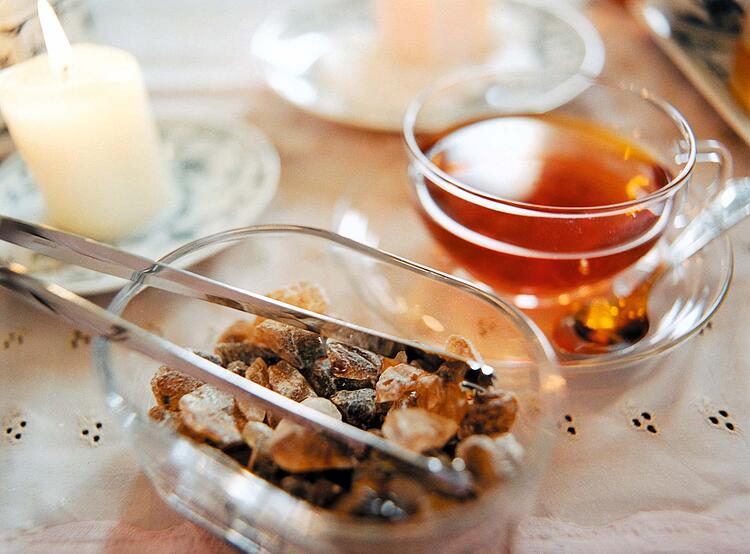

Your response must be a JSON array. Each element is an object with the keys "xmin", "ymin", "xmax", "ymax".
[
  {"xmin": 252, "ymin": 0, "xmax": 605, "ymax": 132},
  {"xmin": 0, "ymin": 118, "xmax": 280, "ymax": 295}
]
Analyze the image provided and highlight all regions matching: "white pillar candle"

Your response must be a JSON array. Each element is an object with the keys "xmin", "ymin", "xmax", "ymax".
[
  {"xmin": 373, "ymin": 0, "xmax": 492, "ymax": 66},
  {"xmin": 0, "ymin": 2, "xmax": 169, "ymax": 242}
]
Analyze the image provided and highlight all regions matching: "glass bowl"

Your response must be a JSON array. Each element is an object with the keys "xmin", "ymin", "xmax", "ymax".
[{"xmin": 93, "ymin": 226, "xmax": 563, "ymax": 553}]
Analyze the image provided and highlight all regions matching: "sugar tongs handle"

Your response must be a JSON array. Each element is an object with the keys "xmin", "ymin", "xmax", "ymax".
[
  {"xmin": 0, "ymin": 262, "xmax": 474, "ymax": 498},
  {"xmin": 0, "ymin": 215, "xmax": 488, "ymax": 374}
]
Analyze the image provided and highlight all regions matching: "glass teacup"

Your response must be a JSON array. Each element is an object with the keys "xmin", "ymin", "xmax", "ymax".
[{"xmin": 404, "ymin": 71, "xmax": 731, "ymax": 306}]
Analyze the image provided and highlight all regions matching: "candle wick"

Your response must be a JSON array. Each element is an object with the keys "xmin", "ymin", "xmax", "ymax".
[{"xmin": 61, "ymin": 64, "xmax": 70, "ymax": 80}]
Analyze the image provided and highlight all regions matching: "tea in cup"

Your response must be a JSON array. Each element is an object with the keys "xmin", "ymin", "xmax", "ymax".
[{"xmin": 404, "ymin": 72, "xmax": 725, "ymax": 305}]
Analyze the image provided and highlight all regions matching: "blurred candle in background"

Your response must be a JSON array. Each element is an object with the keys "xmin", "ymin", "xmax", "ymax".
[
  {"xmin": 373, "ymin": 0, "xmax": 492, "ymax": 66},
  {"xmin": 0, "ymin": 0, "xmax": 169, "ymax": 242}
]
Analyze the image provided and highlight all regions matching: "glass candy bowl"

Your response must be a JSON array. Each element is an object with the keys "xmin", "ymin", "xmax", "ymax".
[{"xmin": 93, "ymin": 226, "xmax": 563, "ymax": 552}]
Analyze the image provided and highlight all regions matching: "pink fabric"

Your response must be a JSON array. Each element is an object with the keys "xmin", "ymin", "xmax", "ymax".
[
  {"xmin": 4, "ymin": 511, "xmax": 750, "ymax": 553},
  {"xmin": 0, "ymin": 521, "xmax": 236, "ymax": 554}
]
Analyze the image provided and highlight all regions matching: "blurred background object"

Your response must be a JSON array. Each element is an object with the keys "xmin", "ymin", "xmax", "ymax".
[
  {"xmin": 0, "ymin": 0, "xmax": 89, "ymax": 71},
  {"xmin": 373, "ymin": 0, "xmax": 493, "ymax": 67},
  {"xmin": 88, "ymin": 0, "xmax": 268, "ymax": 97},
  {"xmin": 0, "ymin": 1, "xmax": 170, "ymax": 241},
  {"xmin": 0, "ymin": 0, "xmax": 280, "ymax": 292},
  {"xmin": 731, "ymin": 2, "xmax": 750, "ymax": 109},
  {"xmin": 633, "ymin": 0, "xmax": 750, "ymax": 145},
  {"xmin": 0, "ymin": 0, "xmax": 90, "ymax": 155},
  {"xmin": 251, "ymin": 0, "xmax": 604, "ymax": 131}
]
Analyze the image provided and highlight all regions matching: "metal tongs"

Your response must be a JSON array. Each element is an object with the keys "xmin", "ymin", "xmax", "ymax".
[{"xmin": 0, "ymin": 215, "xmax": 481, "ymax": 497}]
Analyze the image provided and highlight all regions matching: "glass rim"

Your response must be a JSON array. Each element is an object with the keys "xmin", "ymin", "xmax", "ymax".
[
  {"xmin": 103, "ymin": 224, "xmax": 558, "ymax": 369},
  {"xmin": 93, "ymin": 225, "xmax": 562, "ymax": 537},
  {"xmin": 402, "ymin": 69, "xmax": 698, "ymax": 218}
]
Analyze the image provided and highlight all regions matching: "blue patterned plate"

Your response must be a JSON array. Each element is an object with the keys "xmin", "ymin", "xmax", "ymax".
[{"xmin": 0, "ymin": 119, "xmax": 280, "ymax": 295}]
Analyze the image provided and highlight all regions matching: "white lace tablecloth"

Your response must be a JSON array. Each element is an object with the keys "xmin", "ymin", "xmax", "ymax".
[{"xmin": 1, "ymin": 1, "xmax": 750, "ymax": 551}]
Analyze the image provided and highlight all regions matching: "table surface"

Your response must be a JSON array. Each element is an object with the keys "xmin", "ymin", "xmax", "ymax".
[{"xmin": 1, "ymin": 1, "xmax": 749, "ymax": 552}]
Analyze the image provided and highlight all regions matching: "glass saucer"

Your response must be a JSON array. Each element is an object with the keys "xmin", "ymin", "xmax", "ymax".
[
  {"xmin": 333, "ymin": 197, "xmax": 734, "ymax": 374},
  {"xmin": 251, "ymin": 0, "xmax": 604, "ymax": 132},
  {"xmin": 0, "ymin": 118, "xmax": 280, "ymax": 295}
]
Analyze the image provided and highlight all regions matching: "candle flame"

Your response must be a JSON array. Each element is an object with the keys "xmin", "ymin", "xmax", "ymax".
[{"xmin": 37, "ymin": 0, "xmax": 72, "ymax": 78}]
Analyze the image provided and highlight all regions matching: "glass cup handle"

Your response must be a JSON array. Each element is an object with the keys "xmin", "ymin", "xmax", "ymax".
[
  {"xmin": 668, "ymin": 140, "xmax": 750, "ymax": 266},
  {"xmin": 693, "ymin": 139, "xmax": 733, "ymax": 197},
  {"xmin": 674, "ymin": 140, "xmax": 731, "ymax": 224}
]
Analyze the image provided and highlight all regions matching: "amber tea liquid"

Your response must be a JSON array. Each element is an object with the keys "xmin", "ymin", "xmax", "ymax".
[{"xmin": 415, "ymin": 114, "xmax": 673, "ymax": 294}]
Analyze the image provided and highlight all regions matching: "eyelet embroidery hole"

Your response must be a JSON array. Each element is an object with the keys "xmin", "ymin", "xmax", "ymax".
[
  {"xmin": 559, "ymin": 414, "xmax": 578, "ymax": 437},
  {"xmin": 698, "ymin": 321, "xmax": 714, "ymax": 336},
  {"xmin": 69, "ymin": 330, "xmax": 91, "ymax": 349},
  {"xmin": 78, "ymin": 417, "xmax": 105, "ymax": 447},
  {"xmin": 476, "ymin": 318, "xmax": 497, "ymax": 338},
  {"xmin": 624, "ymin": 401, "xmax": 659, "ymax": 435},
  {"xmin": 2, "ymin": 413, "xmax": 28, "ymax": 444},
  {"xmin": 707, "ymin": 410, "xmax": 737, "ymax": 432},
  {"xmin": 142, "ymin": 322, "xmax": 165, "ymax": 337},
  {"xmin": 698, "ymin": 397, "xmax": 739, "ymax": 434},
  {"xmin": 631, "ymin": 415, "xmax": 659, "ymax": 433},
  {"xmin": 2, "ymin": 330, "xmax": 25, "ymax": 351}
]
